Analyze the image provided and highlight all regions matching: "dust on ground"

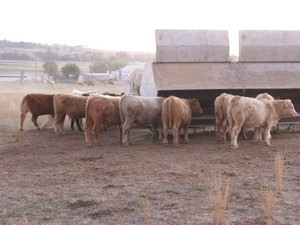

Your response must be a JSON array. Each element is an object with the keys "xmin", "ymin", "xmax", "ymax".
[{"xmin": 1, "ymin": 117, "xmax": 300, "ymax": 225}]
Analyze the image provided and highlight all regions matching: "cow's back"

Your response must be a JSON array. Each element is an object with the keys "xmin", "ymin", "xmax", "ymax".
[
  {"xmin": 54, "ymin": 94, "xmax": 87, "ymax": 119},
  {"xmin": 120, "ymin": 95, "xmax": 165, "ymax": 126},
  {"xmin": 23, "ymin": 94, "xmax": 55, "ymax": 116},
  {"xmin": 87, "ymin": 96, "xmax": 121, "ymax": 126},
  {"xmin": 163, "ymin": 96, "xmax": 191, "ymax": 128}
]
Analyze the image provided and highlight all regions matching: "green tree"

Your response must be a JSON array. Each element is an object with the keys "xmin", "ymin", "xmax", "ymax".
[
  {"xmin": 89, "ymin": 51, "xmax": 109, "ymax": 73},
  {"xmin": 43, "ymin": 60, "xmax": 58, "ymax": 76},
  {"xmin": 61, "ymin": 63, "xmax": 81, "ymax": 79},
  {"xmin": 107, "ymin": 51, "xmax": 130, "ymax": 71}
]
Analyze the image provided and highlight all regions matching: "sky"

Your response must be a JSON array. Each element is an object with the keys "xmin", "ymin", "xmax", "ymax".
[{"xmin": 1, "ymin": 0, "xmax": 300, "ymax": 54}]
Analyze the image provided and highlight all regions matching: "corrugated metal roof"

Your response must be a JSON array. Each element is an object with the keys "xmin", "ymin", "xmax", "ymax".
[{"xmin": 152, "ymin": 62, "xmax": 300, "ymax": 90}]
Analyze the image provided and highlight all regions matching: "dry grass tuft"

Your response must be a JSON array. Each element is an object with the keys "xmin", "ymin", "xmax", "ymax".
[
  {"xmin": 274, "ymin": 151, "xmax": 284, "ymax": 194},
  {"xmin": 209, "ymin": 175, "xmax": 232, "ymax": 225},
  {"xmin": 23, "ymin": 216, "xmax": 30, "ymax": 225},
  {"xmin": 261, "ymin": 186, "xmax": 275, "ymax": 225},
  {"xmin": 15, "ymin": 129, "xmax": 20, "ymax": 142},
  {"xmin": 143, "ymin": 197, "xmax": 153, "ymax": 225}
]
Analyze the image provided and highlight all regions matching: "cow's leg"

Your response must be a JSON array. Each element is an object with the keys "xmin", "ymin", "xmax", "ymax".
[
  {"xmin": 263, "ymin": 127, "xmax": 272, "ymax": 146},
  {"xmin": 54, "ymin": 114, "xmax": 65, "ymax": 134},
  {"xmin": 253, "ymin": 127, "xmax": 263, "ymax": 142},
  {"xmin": 242, "ymin": 128, "xmax": 248, "ymax": 140},
  {"xmin": 31, "ymin": 115, "xmax": 41, "ymax": 130},
  {"xmin": 172, "ymin": 124, "xmax": 180, "ymax": 146},
  {"xmin": 219, "ymin": 119, "xmax": 228, "ymax": 142},
  {"xmin": 122, "ymin": 119, "xmax": 133, "ymax": 147},
  {"xmin": 183, "ymin": 125, "xmax": 189, "ymax": 143},
  {"xmin": 75, "ymin": 119, "xmax": 83, "ymax": 131},
  {"xmin": 230, "ymin": 124, "xmax": 241, "ymax": 149},
  {"xmin": 117, "ymin": 125, "xmax": 122, "ymax": 142},
  {"xmin": 92, "ymin": 123, "xmax": 101, "ymax": 146},
  {"xmin": 162, "ymin": 122, "xmax": 169, "ymax": 147},
  {"xmin": 84, "ymin": 117, "xmax": 93, "ymax": 147},
  {"xmin": 151, "ymin": 124, "xmax": 159, "ymax": 141},
  {"xmin": 59, "ymin": 115, "xmax": 66, "ymax": 134},
  {"xmin": 71, "ymin": 118, "xmax": 75, "ymax": 130}
]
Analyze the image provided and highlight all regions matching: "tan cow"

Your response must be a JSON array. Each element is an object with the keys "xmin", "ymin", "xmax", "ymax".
[
  {"xmin": 227, "ymin": 96, "xmax": 298, "ymax": 149},
  {"xmin": 162, "ymin": 96, "xmax": 203, "ymax": 146},
  {"xmin": 253, "ymin": 93, "xmax": 275, "ymax": 140},
  {"xmin": 53, "ymin": 94, "xmax": 87, "ymax": 134},
  {"xmin": 214, "ymin": 92, "xmax": 275, "ymax": 142},
  {"xmin": 85, "ymin": 95, "xmax": 121, "ymax": 146},
  {"xmin": 20, "ymin": 94, "xmax": 55, "ymax": 131},
  {"xmin": 214, "ymin": 93, "xmax": 234, "ymax": 142}
]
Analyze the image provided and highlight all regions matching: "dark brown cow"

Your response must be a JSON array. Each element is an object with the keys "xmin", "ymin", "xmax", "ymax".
[
  {"xmin": 85, "ymin": 95, "xmax": 121, "ymax": 146},
  {"xmin": 20, "ymin": 94, "xmax": 55, "ymax": 131},
  {"xmin": 162, "ymin": 96, "xmax": 203, "ymax": 146}
]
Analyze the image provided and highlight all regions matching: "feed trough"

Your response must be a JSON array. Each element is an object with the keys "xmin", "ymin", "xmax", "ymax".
[{"xmin": 140, "ymin": 30, "xmax": 300, "ymax": 127}]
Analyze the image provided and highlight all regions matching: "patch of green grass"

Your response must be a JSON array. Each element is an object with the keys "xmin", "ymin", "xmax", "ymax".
[
  {"xmin": 237, "ymin": 208, "xmax": 247, "ymax": 213},
  {"xmin": 253, "ymin": 185, "xmax": 261, "ymax": 190},
  {"xmin": 196, "ymin": 186, "xmax": 205, "ymax": 191},
  {"xmin": 127, "ymin": 199, "xmax": 145, "ymax": 208}
]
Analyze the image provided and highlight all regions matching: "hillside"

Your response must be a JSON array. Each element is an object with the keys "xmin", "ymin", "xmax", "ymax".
[
  {"xmin": 0, "ymin": 40, "xmax": 155, "ymax": 77},
  {"xmin": 0, "ymin": 40, "xmax": 155, "ymax": 62}
]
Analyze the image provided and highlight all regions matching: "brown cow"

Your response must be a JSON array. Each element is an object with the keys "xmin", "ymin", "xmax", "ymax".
[
  {"xmin": 119, "ymin": 95, "xmax": 166, "ymax": 147},
  {"xmin": 162, "ymin": 96, "xmax": 203, "ymax": 146},
  {"xmin": 53, "ymin": 94, "xmax": 87, "ymax": 134},
  {"xmin": 227, "ymin": 96, "xmax": 298, "ymax": 149},
  {"xmin": 20, "ymin": 94, "xmax": 55, "ymax": 131},
  {"xmin": 85, "ymin": 95, "xmax": 121, "ymax": 146}
]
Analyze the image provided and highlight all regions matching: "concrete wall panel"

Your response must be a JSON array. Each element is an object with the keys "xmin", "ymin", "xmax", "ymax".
[
  {"xmin": 156, "ymin": 30, "xmax": 230, "ymax": 62},
  {"xmin": 240, "ymin": 30, "xmax": 300, "ymax": 62}
]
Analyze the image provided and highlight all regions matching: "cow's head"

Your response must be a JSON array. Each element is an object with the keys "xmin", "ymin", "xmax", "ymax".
[
  {"xmin": 283, "ymin": 99, "xmax": 298, "ymax": 117},
  {"xmin": 190, "ymin": 98, "xmax": 203, "ymax": 115}
]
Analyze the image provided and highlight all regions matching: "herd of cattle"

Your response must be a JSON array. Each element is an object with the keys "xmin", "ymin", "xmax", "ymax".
[{"xmin": 19, "ymin": 90, "xmax": 298, "ymax": 149}]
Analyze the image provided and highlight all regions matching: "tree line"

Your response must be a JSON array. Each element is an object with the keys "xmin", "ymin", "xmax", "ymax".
[{"xmin": 0, "ymin": 40, "xmax": 154, "ymax": 63}]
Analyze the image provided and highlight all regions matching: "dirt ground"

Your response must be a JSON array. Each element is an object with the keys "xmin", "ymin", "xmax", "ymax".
[{"xmin": 0, "ymin": 116, "xmax": 300, "ymax": 225}]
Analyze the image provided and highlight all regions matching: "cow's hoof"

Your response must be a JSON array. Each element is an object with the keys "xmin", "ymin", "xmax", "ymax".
[
  {"xmin": 86, "ymin": 144, "xmax": 93, "ymax": 147},
  {"xmin": 20, "ymin": 128, "xmax": 23, "ymax": 131}
]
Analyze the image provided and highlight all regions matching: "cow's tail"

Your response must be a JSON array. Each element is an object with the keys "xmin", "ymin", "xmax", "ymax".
[
  {"xmin": 84, "ymin": 96, "xmax": 93, "ymax": 131},
  {"xmin": 20, "ymin": 95, "xmax": 30, "ymax": 115},
  {"xmin": 168, "ymin": 98, "xmax": 173, "ymax": 128},
  {"xmin": 214, "ymin": 97, "xmax": 222, "ymax": 127},
  {"xmin": 119, "ymin": 96, "xmax": 125, "ymax": 126},
  {"xmin": 227, "ymin": 101, "xmax": 234, "ymax": 134}
]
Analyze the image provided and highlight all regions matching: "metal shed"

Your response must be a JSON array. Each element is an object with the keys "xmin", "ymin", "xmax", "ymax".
[{"xmin": 140, "ymin": 30, "xmax": 300, "ymax": 126}]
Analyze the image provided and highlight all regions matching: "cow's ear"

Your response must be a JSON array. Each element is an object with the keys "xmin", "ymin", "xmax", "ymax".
[{"xmin": 284, "ymin": 100, "xmax": 291, "ymax": 108}]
